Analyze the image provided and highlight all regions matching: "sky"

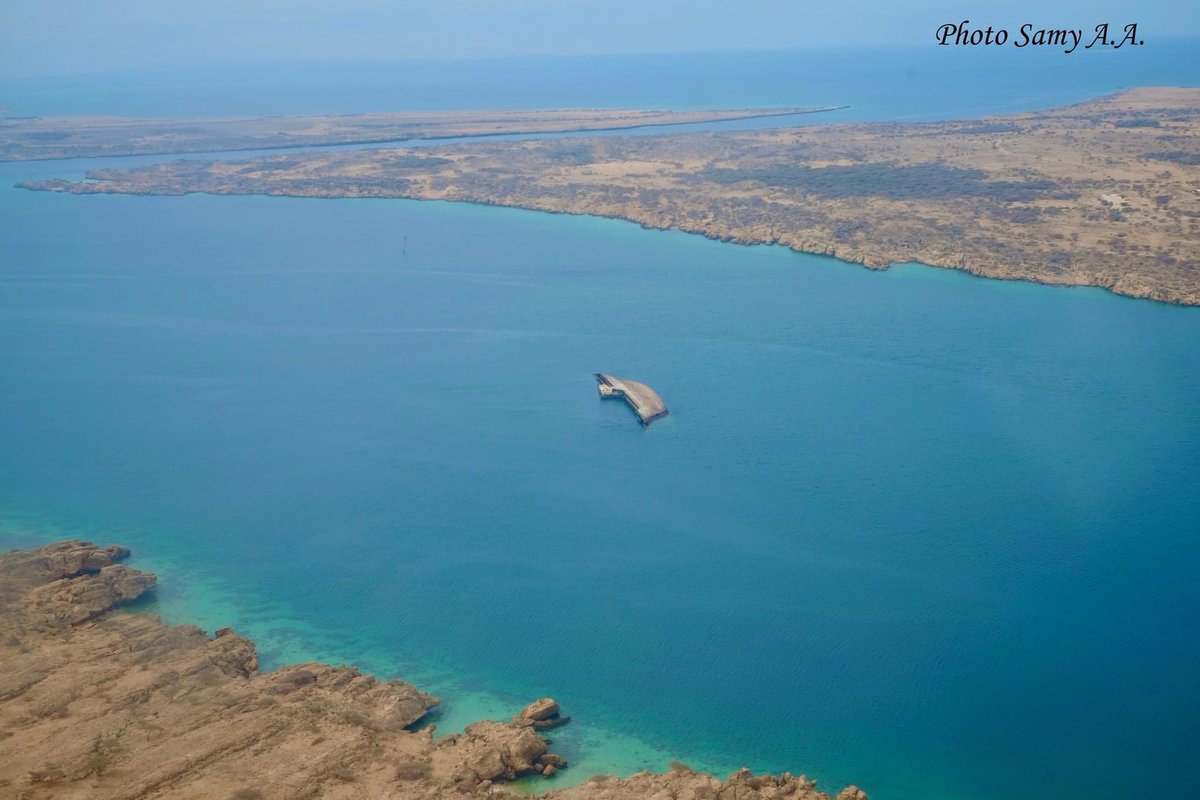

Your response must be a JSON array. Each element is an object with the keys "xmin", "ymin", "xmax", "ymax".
[{"xmin": 2, "ymin": 0, "xmax": 1198, "ymax": 79}]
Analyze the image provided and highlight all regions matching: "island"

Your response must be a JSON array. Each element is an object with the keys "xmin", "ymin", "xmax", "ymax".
[
  {"xmin": 0, "ymin": 107, "xmax": 843, "ymax": 162},
  {"xmin": 0, "ymin": 540, "xmax": 868, "ymax": 800},
  {"xmin": 16, "ymin": 88, "xmax": 1200, "ymax": 305},
  {"xmin": 597, "ymin": 373, "xmax": 669, "ymax": 426}
]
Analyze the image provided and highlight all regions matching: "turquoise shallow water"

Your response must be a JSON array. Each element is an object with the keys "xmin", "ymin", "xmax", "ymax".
[{"xmin": 1, "ymin": 178, "xmax": 1198, "ymax": 799}]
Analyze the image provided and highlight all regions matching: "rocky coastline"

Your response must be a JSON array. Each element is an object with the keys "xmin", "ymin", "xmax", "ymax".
[
  {"xmin": 0, "ymin": 540, "xmax": 866, "ymax": 800},
  {"xmin": 18, "ymin": 88, "xmax": 1200, "ymax": 306}
]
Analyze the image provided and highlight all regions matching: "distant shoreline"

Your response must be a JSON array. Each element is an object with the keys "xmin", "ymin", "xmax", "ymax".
[
  {"xmin": 0, "ymin": 106, "xmax": 847, "ymax": 163},
  {"xmin": 21, "ymin": 88, "xmax": 1200, "ymax": 306}
]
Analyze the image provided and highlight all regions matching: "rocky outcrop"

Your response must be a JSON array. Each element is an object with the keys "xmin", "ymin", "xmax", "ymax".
[
  {"xmin": 24, "ymin": 564, "xmax": 157, "ymax": 628},
  {"xmin": 0, "ymin": 541, "xmax": 442, "ymax": 799},
  {"xmin": 514, "ymin": 696, "xmax": 572, "ymax": 730},
  {"xmin": 0, "ymin": 540, "xmax": 866, "ymax": 800},
  {"xmin": 427, "ymin": 698, "xmax": 575, "ymax": 786},
  {"xmin": 0, "ymin": 539, "xmax": 131, "ymax": 589},
  {"xmin": 518, "ymin": 697, "xmax": 559, "ymax": 721},
  {"xmin": 436, "ymin": 719, "xmax": 547, "ymax": 783},
  {"xmin": 551, "ymin": 766, "xmax": 853, "ymax": 800},
  {"xmin": 0, "ymin": 540, "xmax": 154, "ymax": 638}
]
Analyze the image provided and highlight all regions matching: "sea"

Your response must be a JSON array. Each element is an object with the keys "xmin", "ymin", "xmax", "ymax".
[{"xmin": 1, "ymin": 43, "xmax": 1199, "ymax": 800}]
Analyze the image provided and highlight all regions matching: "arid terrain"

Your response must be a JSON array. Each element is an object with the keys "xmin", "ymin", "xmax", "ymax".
[
  {"xmin": 0, "ymin": 540, "xmax": 866, "ymax": 800},
  {"xmin": 23, "ymin": 88, "xmax": 1200, "ymax": 304},
  {"xmin": 0, "ymin": 107, "xmax": 838, "ymax": 161}
]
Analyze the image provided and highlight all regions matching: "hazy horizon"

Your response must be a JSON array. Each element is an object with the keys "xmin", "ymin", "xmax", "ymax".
[{"xmin": 3, "ymin": 0, "xmax": 1197, "ymax": 81}]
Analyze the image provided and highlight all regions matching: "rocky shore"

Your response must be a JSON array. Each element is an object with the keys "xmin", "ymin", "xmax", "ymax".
[{"xmin": 0, "ymin": 540, "xmax": 866, "ymax": 800}]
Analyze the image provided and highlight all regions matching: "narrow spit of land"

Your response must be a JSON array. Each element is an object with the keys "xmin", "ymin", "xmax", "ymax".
[
  {"xmin": 0, "ymin": 540, "xmax": 869, "ymax": 800},
  {"xmin": 0, "ymin": 106, "xmax": 844, "ymax": 161},
  {"xmin": 22, "ymin": 88, "xmax": 1200, "ymax": 305}
]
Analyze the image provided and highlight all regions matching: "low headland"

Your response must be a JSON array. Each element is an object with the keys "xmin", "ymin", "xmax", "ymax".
[
  {"xmin": 0, "ymin": 540, "xmax": 867, "ymax": 800},
  {"xmin": 21, "ymin": 88, "xmax": 1200, "ymax": 305},
  {"xmin": 0, "ymin": 107, "xmax": 844, "ymax": 162}
]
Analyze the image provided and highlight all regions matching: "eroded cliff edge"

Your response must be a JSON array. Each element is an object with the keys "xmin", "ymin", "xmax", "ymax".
[{"xmin": 0, "ymin": 540, "xmax": 866, "ymax": 800}]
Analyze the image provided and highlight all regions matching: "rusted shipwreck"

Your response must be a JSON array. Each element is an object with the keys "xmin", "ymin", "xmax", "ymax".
[{"xmin": 595, "ymin": 373, "xmax": 669, "ymax": 427}]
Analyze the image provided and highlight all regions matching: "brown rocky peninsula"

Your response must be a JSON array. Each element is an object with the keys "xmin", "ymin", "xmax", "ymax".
[
  {"xmin": 0, "ymin": 540, "xmax": 866, "ymax": 800},
  {"xmin": 23, "ymin": 88, "xmax": 1200, "ymax": 305}
]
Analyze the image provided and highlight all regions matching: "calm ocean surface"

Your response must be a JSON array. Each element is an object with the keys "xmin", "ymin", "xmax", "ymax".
[
  {"xmin": 2, "ymin": 45, "xmax": 1199, "ymax": 800},
  {"xmin": 3, "ymin": 40, "xmax": 1199, "ymax": 120}
]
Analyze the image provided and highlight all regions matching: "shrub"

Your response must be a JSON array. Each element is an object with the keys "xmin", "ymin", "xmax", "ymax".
[
  {"xmin": 338, "ymin": 709, "xmax": 374, "ymax": 728},
  {"xmin": 1147, "ymin": 151, "xmax": 1200, "ymax": 165},
  {"xmin": 394, "ymin": 760, "xmax": 432, "ymax": 781},
  {"xmin": 86, "ymin": 752, "xmax": 112, "ymax": 775},
  {"xmin": 28, "ymin": 766, "xmax": 65, "ymax": 784},
  {"xmin": 702, "ymin": 161, "xmax": 1060, "ymax": 202}
]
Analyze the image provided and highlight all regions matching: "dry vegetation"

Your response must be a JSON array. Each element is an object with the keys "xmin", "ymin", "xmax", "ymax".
[{"xmin": 20, "ymin": 88, "xmax": 1200, "ymax": 304}]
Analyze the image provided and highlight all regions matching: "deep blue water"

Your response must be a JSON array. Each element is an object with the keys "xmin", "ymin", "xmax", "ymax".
[
  {"xmin": 2, "ymin": 46, "xmax": 1200, "ymax": 800},
  {"xmin": 3, "ymin": 40, "xmax": 1199, "ymax": 121}
]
